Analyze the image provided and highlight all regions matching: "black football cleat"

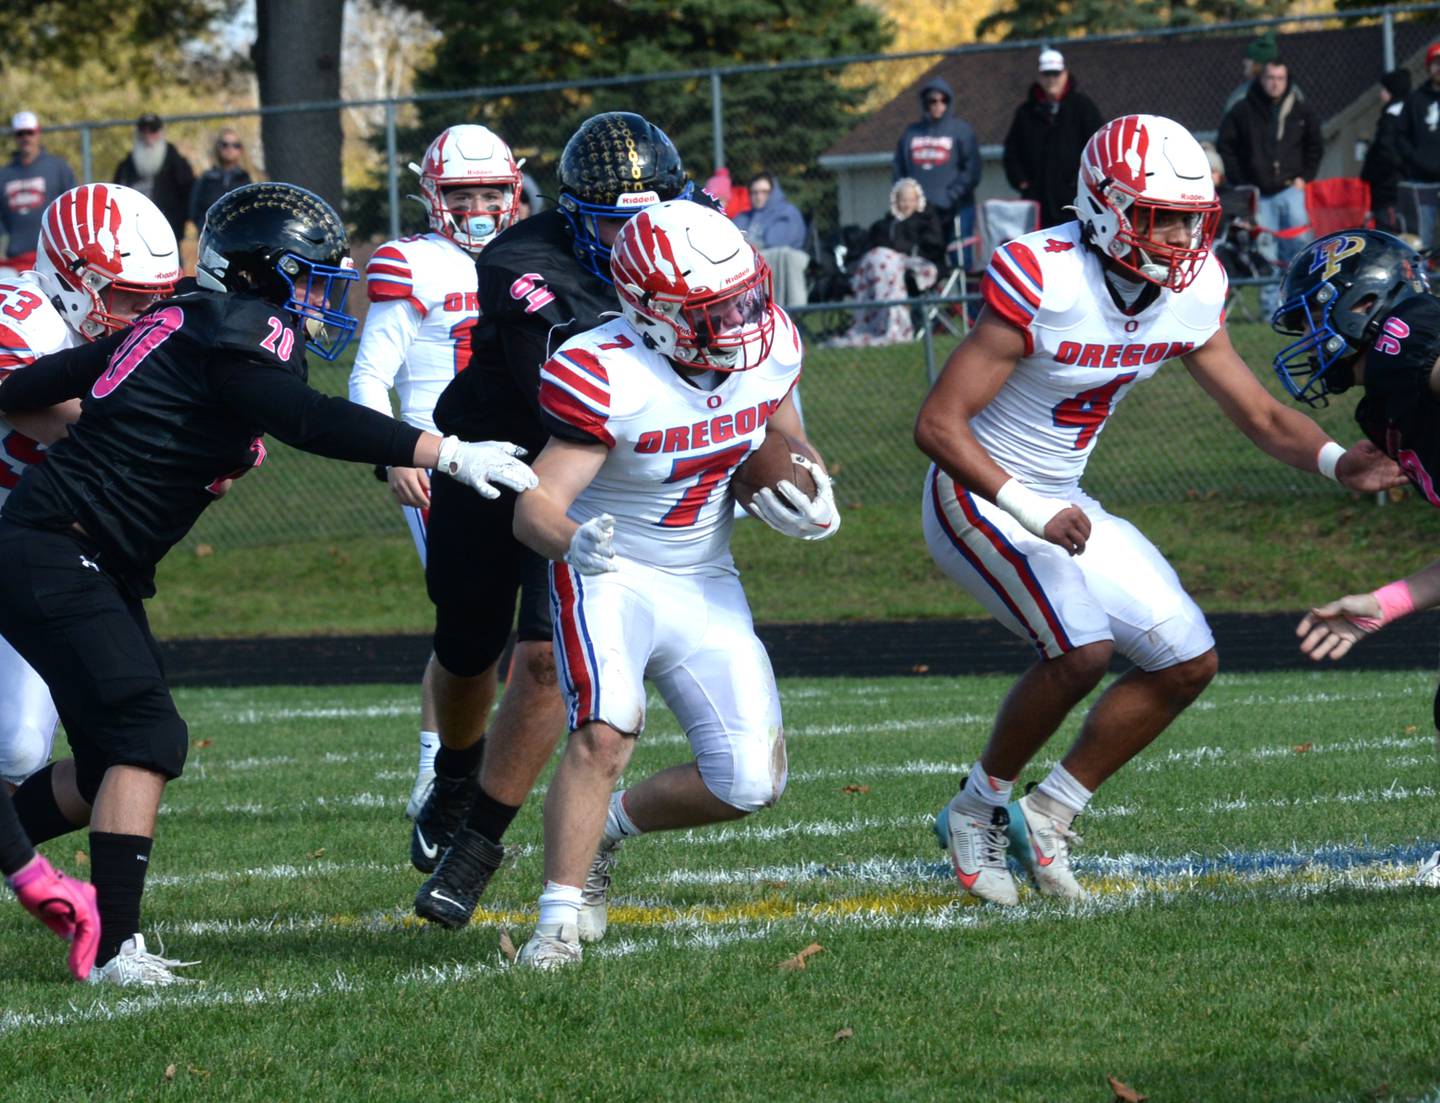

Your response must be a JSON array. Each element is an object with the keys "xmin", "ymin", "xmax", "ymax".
[
  {"xmin": 409, "ymin": 773, "xmax": 479, "ymax": 874},
  {"xmin": 415, "ymin": 827, "xmax": 504, "ymax": 928}
]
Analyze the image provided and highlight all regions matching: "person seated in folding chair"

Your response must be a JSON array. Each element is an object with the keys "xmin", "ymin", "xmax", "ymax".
[{"xmin": 827, "ymin": 178, "xmax": 946, "ymax": 347}]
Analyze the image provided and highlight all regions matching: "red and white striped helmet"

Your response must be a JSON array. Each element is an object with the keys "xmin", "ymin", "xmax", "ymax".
[
  {"xmin": 409, "ymin": 125, "xmax": 523, "ymax": 252},
  {"xmin": 609, "ymin": 199, "xmax": 775, "ymax": 372},
  {"xmin": 1074, "ymin": 114, "xmax": 1221, "ymax": 292},
  {"xmin": 34, "ymin": 184, "xmax": 180, "ymax": 340}
]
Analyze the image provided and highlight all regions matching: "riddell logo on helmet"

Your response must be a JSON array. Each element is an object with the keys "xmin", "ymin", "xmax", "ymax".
[{"xmin": 615, "ymin": 191, "xmax": 661, "ymax": 208}]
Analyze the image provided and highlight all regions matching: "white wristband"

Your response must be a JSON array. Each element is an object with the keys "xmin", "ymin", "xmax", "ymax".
[
  {"xmin": 994, "ymin": 477, "xmax": 1067, "ymax": 538},
  {"xmin": 1317, "ymin": 441, "xmax": 1345, "ymax": 483}
]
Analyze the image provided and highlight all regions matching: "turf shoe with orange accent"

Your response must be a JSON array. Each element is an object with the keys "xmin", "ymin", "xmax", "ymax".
[
  {"xmin": 1005, "ymin": 785, "xmax": 1087, "ymax": 901},
  {"xmin": 933, "ymin": 792, "xmax": 1018, "ymax": 906}
]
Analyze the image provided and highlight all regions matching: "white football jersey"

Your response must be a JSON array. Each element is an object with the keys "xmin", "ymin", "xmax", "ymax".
[
  {"xmin": 348, "ymin": 232, "xmax": 479, "ymax": 432},
  {"xmin": 538, "ymin": 309, "xmax": 805, "ymax": 574},
  {"xmin": 0, "ymin": 272, "xmax": 79, "ymax": 504},
  {"xmin": 976, "ymin": 220, "xmax": 1226, "ymax": 496}
]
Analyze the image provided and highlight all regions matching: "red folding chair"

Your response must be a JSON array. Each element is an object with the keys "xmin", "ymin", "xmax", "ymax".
[{"xmin": 1305, "ymin": 177, "xmax": 1373, "ymax": 237}]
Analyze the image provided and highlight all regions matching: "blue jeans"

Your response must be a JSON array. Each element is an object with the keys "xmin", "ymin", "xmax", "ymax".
[{"xmin": 1255, "ymin": 186, "xmax": 1311, "ymax": 315}]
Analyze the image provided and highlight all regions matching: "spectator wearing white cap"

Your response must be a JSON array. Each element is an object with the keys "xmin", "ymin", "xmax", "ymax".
[
  {"xmin": 1002, "ymin": 47, "xmax": 1102, "ymax": 227},
  {"xmin": 0, "ymin": 112, "xmax": 77, "ymax": 272}
]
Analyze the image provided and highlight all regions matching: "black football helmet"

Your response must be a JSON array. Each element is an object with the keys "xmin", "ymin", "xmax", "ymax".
[
  {"xmin": 556, "ymin": 112, "xmax": 692, "ymax": 281},
  {"xmin": 195, "ymin": 182, "xmax": 359, "ymax": 360},
  {"xmin": 1272, "ymin": 229, "xmax": 1429, "ymax": 405}
]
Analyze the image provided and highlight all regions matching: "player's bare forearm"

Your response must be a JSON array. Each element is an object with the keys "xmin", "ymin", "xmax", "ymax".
[
  {"xmin": 1397, "ymin": 556, "xmax": 1440, "ymax": 612},
  {"xmin": 412, "ymin": 432, "xmax": 443, "ymax": 469},
  {"xmin": 513, "ymin": 484, "xmax": 579, "ymax": 561},
  {"xmin": 914, "ymin": 308, "xmax": 1026, "ymax": 500}
]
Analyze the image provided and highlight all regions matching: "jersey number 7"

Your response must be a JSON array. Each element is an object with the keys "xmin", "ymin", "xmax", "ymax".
[{"xmin": 659, "ymin": 443, "xmax": 750, "ymax": 527}]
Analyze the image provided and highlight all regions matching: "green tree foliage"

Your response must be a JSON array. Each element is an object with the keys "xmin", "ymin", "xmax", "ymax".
[
  {"xmin": 2, "ymin": 0, "xmax": 240, "ymax": 76},
  {"xmin": 975, "ymin": 0, "xmax": 1290, "ymax": 40},
  {"xmin": 361, "ymin": 0, "xmax": 892, "ymax": 237}
]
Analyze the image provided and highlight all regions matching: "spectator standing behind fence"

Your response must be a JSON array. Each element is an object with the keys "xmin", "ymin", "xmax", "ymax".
[
  {"xmin": 893, "ymin": 78, "xmax": 980, "ymax": 250},
  {"xmin": 1395, "ymin": 44, "xmax": 1440, "ymax": 248},
  {"xmin": 1362, "ymin": 70, "xmax": 1412, "ymax": 234},
  {"xmin": 188, "ymin": 129, "xmax": 252, "ymax": 232},
  {"xmin": 1002, "ymin": 49, "xmax": 1102, "ymax": 229},
  {"xmin": 733, "ymin": 173, "xmax": 808, "ymax": 308},
  {"xmin": 114, "ymin": 114, "xmax": 195, "ymax": 242},
  {"xmin": 826, "ymin": 178, "xmax": 944, "ymax": 348},
  {"xmin": 1223, "ymin": 32, "xmax": 1278, "ymax": 115},
  {"xmin": 1217, "ymin": 58, "xmax": 1321, "ymax": 314},
  {"xmin": 0, "ymin": 112, "xmax": 75, "ymax": 273}
]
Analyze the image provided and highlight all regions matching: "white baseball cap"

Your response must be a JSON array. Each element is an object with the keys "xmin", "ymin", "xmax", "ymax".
[
  {"xmin": 1038, "ymin": 49, "xmax": 1066, "ymax": 73},
  {"xmin": 11, "ymin": 111, "xmax": 38, "ymax": 133}
]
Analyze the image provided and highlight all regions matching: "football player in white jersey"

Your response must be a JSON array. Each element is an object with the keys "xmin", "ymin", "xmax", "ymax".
[
  {"xmin": 489, "ymin": 200, "xmax": 837, "ymax": 967},
  {"xmin": 0, "ymin": 183, "xmax": 178, "ymax": 801},
  {"xmin": 347, "ymin": 125, "xmax": 523, "ymax": 819},
  {"xmin": 915, "ymin": 115, "xmax": 1404, "ymax": 906}
]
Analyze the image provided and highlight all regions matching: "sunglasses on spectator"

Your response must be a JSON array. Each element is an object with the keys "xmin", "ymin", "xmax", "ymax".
[
  {"xmin": 13, "ymin": 130, "xmax": 36, "ymax": 137},
  {"xmin": 217, "ymin": 141, "xmax": 242, "ymax": 149},
  {"xmin": 925, "ymin": 95, "xmax": 948, "ymax": 105}
]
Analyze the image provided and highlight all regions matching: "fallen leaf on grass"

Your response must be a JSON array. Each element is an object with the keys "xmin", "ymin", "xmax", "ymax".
[
  {"xmin": 1405, "ymin": 725, "xmax": 1417, "ymax": 735},
  {"xmin": 777, "ymin": 942, "xmax": 824, "ymax": 971},
  {"xmin": 498, "ymin": 930, "xmax": 518, "ymax": 964},
  {"xmin": 194, "ymin": 544, "xmax": 214, "ymax": 558},
  {"xmin": 73, "ymin": 851, "xmax": 88, "ymax": 866},
  {"xmin": 1292, "ymin": 742, "xmax": 1313, "ymax": 754},
  {"xmin": 1388, "ymin": 486, "xmax": 1408, "ymax": 504},
  {"xmin": 911, "ymin": 664, "xmax": 930, "ymax": 674},
  {"xmin": 841, "ymin": 784, "xmax": 870, "ymax": 795},
  {"xmin": 193, "ymin": 738, "xmax": 213, "ymax": 749},
  {"xmin": 305, "ymin": 848, "xmax": 326, "ymax": 860},
  {"xmin": 164, "ymin": 1064, "xmax": 177, "ymax": 1082},
  {"xmin": 832, "ymin": 1027, "xmax": 854, "ymax": 1043},
  {"xmin": 187, "ymin": 1067, "xmax": 210, "ymax": 1079},
  {"xmin": 1107, "ymin": 1075, "xmax": 1147, "ymax": 1102}
]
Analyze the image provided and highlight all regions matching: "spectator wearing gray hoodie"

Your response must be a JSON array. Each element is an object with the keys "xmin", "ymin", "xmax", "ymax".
[
  {"xmin": 893, "ymin": 77, "xmax": 981, "ymax": 256},
  {"xmin": 734, "ymin": 172, "xmax": 809, "ymax": 307}
]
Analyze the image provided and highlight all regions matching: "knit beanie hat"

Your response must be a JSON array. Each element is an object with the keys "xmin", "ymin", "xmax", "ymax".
[{"xmin": 1246, "ymin": 32, "xmax": 1278, "ymax": 64}]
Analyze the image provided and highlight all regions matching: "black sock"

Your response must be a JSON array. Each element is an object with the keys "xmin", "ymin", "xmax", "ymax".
[
  {"xmin": 464, "ymin": 785, "xmax": 521, "ymax": 842},
  {"xmin": 435, "ymin": 739, "xmax": 484, "ymax": 780},
  {"xmin": 90, "ymin": 832, "xmax": 153, "ymax": 962},
  {"xmin": 12, "ymin": 764, "xmax": 80, "ymax": 845},
  {"xmin": 0, "ymin": 793, "xmax": 36, "ymax": 877}
]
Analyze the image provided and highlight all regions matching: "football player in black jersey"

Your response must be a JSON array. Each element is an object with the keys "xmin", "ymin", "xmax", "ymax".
[
  {"xmin": 412, "ymin": 112, "xmax": 697, "ymax": 930},
  {"xmin": 1271, "ymin": 228, "xmax": 1440, "ymax": 881},
  {"xmin": 0, "ymin": 182, "xmax": 537, "ymax": 985}
]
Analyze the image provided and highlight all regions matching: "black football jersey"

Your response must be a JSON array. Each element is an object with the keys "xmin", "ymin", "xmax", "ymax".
[
  {"xmin": 432, "ymin": 210, "xmax": 621, "ymax": 451},
  {"xmin": 1355, "ymin": 293, "xmax": 1440, "ymax": 508},
  {"xmin": 1, "ymin": 290, "xmax": 421, "ymax": 595}
]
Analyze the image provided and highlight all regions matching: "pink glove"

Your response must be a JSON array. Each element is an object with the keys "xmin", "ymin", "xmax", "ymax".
[{"xmin": 8, "ymin": 854, "xmax": 101, "ymax": 981}]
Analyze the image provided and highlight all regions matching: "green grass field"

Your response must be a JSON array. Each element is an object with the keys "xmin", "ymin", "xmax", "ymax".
[{"xmin": 6, "ymin": 670, "xmax": 1440, "ymax": 1101}]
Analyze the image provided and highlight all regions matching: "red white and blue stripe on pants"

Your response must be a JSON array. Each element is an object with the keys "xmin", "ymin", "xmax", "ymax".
[{"xmin": 549, "ymin": 561, "xmax": 602, "ymax": 731}]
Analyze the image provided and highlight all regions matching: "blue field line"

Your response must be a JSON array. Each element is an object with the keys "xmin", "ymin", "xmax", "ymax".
[{"xmin": 760, "ymin": 839, "xmax": 1440, "ymax": 887}]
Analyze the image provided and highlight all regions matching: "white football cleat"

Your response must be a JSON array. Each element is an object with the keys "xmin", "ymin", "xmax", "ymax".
[
  {"xmin": 934, "ymin": 794, "xmax": 1018, "ymax": 906},
  {"xmin": 1418, "ymin": 849, "xmax": 1440, "ymax": 887},
  {"xmin": 89, "ymin": 934, "xmax": 199, "ymax": 988},
  {"xmin": 1006, "ymin": 789, "xmax": 1088, "ymax": 901},
  {"xmin": 517, "ymin": 922, "xmax": 583, "ymax": 970},
  {"xmin": 577, "ymin": 837, "xmax": 622, "ymax": 943},
  {"xmin": 405, "ymin": 769, "xmax": 436, "ymax": 822}
]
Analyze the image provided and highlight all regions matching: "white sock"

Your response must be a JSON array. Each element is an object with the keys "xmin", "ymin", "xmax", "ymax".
[
  {"xmin": 536, "ymin": 881, "xmax": 584, "ymax": 931},
  {"xmin": 602, "ymin": 790, "xmax": 642, "ymax": 847},
  {"xmin": 417, "ymin": 731, "xmax": 439, "ymax": 777},
  {"xmin": 1036, "ymin": 764, "xmax": 1093, "ymax": 821},
  {"xmin": 955, "ymin": 761, "xmax": 1013, "ymax": 809}
]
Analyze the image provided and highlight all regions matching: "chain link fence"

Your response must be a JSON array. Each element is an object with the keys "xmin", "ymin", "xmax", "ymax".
[{"xmin": 23, "ymin": 6, "xmax": 1440, "ymax": 550}]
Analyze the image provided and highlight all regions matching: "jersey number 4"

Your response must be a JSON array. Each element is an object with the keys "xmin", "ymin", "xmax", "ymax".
[
  {"xmin": 1052, "ymin": 372, "xmax": 1137, "ymax": 450},
  {"xmin": 659, "ymin": 443, "xmax": 749, "ymax": 527}
]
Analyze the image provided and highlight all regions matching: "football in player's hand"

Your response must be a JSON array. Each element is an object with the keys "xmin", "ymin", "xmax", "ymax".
[{"xmin": 732, "ymin": 430, "xmax": 818, "ymax": 512}]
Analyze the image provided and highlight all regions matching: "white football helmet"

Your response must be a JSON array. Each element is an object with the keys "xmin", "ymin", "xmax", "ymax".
[
  {"xmin": 1074, "ymin": 114, "xmax": 1221, "ymax": 292},
  {"xmin": 34, "ymin": 184, "xmax": 180, "ymax": 340},
  {"xmin": 409, "ymin": 125, "xmax": 523, "ymax": 252},
  {"xmin": 609, "ymin": 200, "xmax": 775, "ymax": 372}
]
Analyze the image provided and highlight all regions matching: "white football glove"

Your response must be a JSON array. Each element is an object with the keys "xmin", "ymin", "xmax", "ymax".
[
  {"xmin": 436, "ymin": 437, "xmax": 537, "ymax": 499},
  {"xmin": 566, "ymin": 514, "xmax": 618, "ymax": 575},
  {"xmin": 747, "ymin": 455, "xmax": 840, "ymax": 541}
]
